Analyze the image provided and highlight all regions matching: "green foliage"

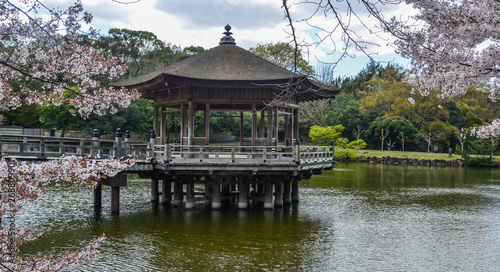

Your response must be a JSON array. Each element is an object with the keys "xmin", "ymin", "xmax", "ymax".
[
  {"xmin": 249, "ymin": 42, "xmax": 314, "ymax": 75},
  {"xmin": 309, "ymin": 125, "xmax": 367, "ymax": 161},
  {"xmin": 460, "ymin": 139, "xmax": 498, "ymax": 167},
  {"xmin": 366, "ymin": 116, "xmax": 422, "ymax": 151},
  {"xmin": 83, "ymin": 99, "xmax": 153, "ymax": 139},
  {"xmin": 95, "ymin": 28, "xmax": 205, "ymax": 80},
  {"xmin": 309, "ymin": 125, "xmax": 344, "ymax": 146},
  {"xmin": 40, "ymin": 104, "xmax": 86, "ymax": 136},
  {"xmin": 347, "ymin": 139, "xmax": 367, "ymax": 149},
  {"xmin": 322, "ymin": 92, "xmax": 365, "ymax": 140},
  {"xmin": 3, "ymin": 105, "xmax": 42, "ymax": 128}
]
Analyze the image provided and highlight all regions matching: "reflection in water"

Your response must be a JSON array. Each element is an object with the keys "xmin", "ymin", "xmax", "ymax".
[{"xmin": 14, "ymin": 163, "xmax": 500, "ymax": 271}]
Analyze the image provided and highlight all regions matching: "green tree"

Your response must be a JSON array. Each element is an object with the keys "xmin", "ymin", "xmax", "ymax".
[
  {"xmin": 95, "ymin": 29, "xmax": 205, "ymax": 81},
  {"xmin": 82, "ymin": 99, "xmax": 153, "ymax": 139},
  {"xmin": 2, "ymin": 105, "xmax": 42, "ymax": 128},
  {"xmin": 366, "ymin": 116, "xmax": 422, "ymax": 151},
  {"xmin": 309, "ymin": 125, "xmax": 344, "ymax": 146},
  {"xmin": 40, "ymin": 104, "xmax": 86, "ymax": 137},
  {"xmin": 249, "ymin": 42, "xmax": 314, "ymax": 75},
  {"xmin": 322, "ymin": 92, "xmax": 365, "ymax": 140},
  {"xmin": 95, "ymin": 28, "xmax": 168, "ymax": 79}
]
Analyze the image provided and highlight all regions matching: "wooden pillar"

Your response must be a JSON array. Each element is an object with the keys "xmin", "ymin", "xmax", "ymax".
[
  {"xmin": 293, "ymin": 108, "xmax": 299, "ymax": 142},
  {"xmin": 238, "ymin": 178, "xmax": 248, "ymax": 209},
  {"xmin": 94, "ymin": 184, "xmax": 102, "ymax": 208},
  {"xmin": 153, "ymin": 105, "xmax": 159, "ymax": 135},
  {"xmin": 239, "ymin": 111, "xmax": 244, "ymax": 145},
  {"xmin": 185, "ymin": 180, "xmax": 195, "ymax": 209},
  {"xmin": 273, "ymin": 106, "xmax": 279, "ymax": 143},
  {"xmin": 285, "ymin": 113, "xmax": 290, "ymax": 146},
  {"xmin": 151, "ymin": 178, "xmax": 159, "ymax": 202},
  {"xmin": 161, "ymin": 177, "xmax": 171, "ymax": 204},
  {"xmin": 292, "ymin": 179, "xmax": 299, "ymax": 203},
  {"xmin": 160, "ymin": 106, "xmax": 167, "ymax": 145},
  {"xmin": 267, "ymin": 107, "xmax": 273, "ymax": 145},
  {"xmin": 283, "ymin": 179, "xmax": 291, "ymax": 205},
  {"xmin": 264, "ymin": 181, "xmax": 273, "ymax": 210},
  {"xmin": 260, "ymin": 110, "xmax": 265, "ymax": 138},
  {"xmin": 180, "ymin": 103, "xmax": 186, "ymax": 142},
  {"xmin": 212, "ymin": 182, "xmax": 221, "ymax": 209},
  {"xmin": 274, "ymin": 182, "xmax": 283, "ymax": 207},
  {"xmin": 204, "ymin": 103, "xmax": 210, "ymax": 145},
  {"xmin": 188, "ymin": 100, "xmax": 194, "ymax": 146},
  {"xmin": 173, "ymin": 181, "xmax": 183, "ymax": 207},
  {"xmin": 111, "ymin": 186, "xmax": 120, "ymax": 213},
  {"xmin": 251, "ymin": 104, "xmax": 257, "ymax": 146}
]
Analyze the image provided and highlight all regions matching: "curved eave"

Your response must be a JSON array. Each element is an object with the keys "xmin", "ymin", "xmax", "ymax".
[{"xmin": 114, "ymin": 73, "xmax": 340, "ymax": 103}]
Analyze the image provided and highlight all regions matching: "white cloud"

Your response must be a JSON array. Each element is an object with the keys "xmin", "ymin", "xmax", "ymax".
[{"xmin": 59, "ymin": 0, "xmax": 416, "ymax": 76}]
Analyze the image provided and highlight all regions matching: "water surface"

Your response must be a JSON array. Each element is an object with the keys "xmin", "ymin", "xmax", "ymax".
[{"xmin": 16, "ymin": 163, "xmax": 500, "ymax": 271}]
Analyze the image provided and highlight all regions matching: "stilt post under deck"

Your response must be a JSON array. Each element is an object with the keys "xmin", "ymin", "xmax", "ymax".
[
  {"xmin": 238, "ymin": 178, "xmax": 248, "ymax": 209},
  {"xmin": 173, "ymin": 181, "xmax": 183, "ymax": 206},
  {"xmin": 283, "ymin": 179, "xmax": 291, "ymax": 205},
  {"xmin": 100, "ymin": 174, "xmax": 127, "ymax": 213},
  {"xmin": 292, "ymin": 179, "xmax": 300, "ymax": 203},
  {"xmin": 161, "ymin": 177, "xmax": 172, "ymax": 204},
  {"xmin": 151, "ymin": 178, "xmax": 159, "ymax": 202},
  {"xmin": 185, "ymin": 180, "xmax": 195, "ymax": 209},
  {"xmin": 94, "ymin": 184, "xmax": 102, "ymax": 208},
  {"xmin": 274, "ymin": 182, "xmax": 283, "ymax": 207},
  {"xmin": 212, "ymin": 182, "xmax": 221, "ymax": 209},
  {"xmin": 264, "ymin": 181, "xmax": 273, "ymax": 210},
  {"xmin": 111, "ymin": 186, "xmax": 120, "ymax": 213}
]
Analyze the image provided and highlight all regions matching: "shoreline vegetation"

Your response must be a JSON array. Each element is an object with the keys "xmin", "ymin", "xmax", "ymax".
[{"xmin": 347, "ymin": 149, "xmax": 500, "ymax": 167}]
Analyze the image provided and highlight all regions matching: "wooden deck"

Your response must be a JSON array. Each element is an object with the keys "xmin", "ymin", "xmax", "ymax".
[{"xmin": 0, "ymin": 133, "xmax": 335, "ymax": 211}]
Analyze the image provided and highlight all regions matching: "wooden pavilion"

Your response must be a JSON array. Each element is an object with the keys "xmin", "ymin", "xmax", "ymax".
[
  {"xmin": 113, "ymin": 25, "xmax": 339, "ymax": 210},
  {"xmin": 115, "ymin": 25, "xmax": 339, "ymax": 147}
]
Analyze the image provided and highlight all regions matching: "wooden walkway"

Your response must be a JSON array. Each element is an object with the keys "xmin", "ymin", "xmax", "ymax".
[{"xmin": 0, "ymin": 132, "xmax": 335, "ymax": 212}]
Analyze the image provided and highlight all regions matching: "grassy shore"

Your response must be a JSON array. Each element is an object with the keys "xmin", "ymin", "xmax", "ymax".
[{"xmin": 351, "ymin": 149, "xmax": 500, "ymax": 162}]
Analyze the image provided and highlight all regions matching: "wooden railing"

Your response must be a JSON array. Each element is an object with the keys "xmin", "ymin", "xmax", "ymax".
[
  {"xmin": 0, "ymin": 134, "xmax": 150, "ymax": 159},
  {"xmin": 0, "ymin": 131, "xmax": 334, "ymax": 166},
  {"xmin": 155, "ymin": 143, "xmax": 334, "ymax": 165}
]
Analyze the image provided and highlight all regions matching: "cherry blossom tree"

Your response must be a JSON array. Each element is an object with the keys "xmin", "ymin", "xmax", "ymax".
[
  {"xmin": 282, "ymin": 0, "xmax": 499, "ymax": 145},
  {"xmin": 0, "ymin": 156, "xmax": 135, "ymax": 271},
  {"xmin": 0, "ymin": 0, "xmax": 140, "ymax": 119},
  {"xmin": 0, "ymin": 1, "xmax": 139, "ymax": 270}
]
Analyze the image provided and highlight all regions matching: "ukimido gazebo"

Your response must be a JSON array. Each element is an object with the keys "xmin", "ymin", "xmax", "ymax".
[{"xmin": 114, "ymin": 25, "xmax": 339, "ymax": 210}]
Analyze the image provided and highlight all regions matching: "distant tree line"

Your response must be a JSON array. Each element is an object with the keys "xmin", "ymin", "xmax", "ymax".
[{"xmin": 3, "ymin": 32, "xmax": 498, "ymax": 158}]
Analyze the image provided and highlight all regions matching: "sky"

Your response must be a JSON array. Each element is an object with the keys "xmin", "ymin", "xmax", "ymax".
[{"xmin": 50, "ymin": 0, "xmax": 417, "ymax": 78}]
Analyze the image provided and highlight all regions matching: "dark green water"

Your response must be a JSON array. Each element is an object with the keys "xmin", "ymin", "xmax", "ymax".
[{"xmin": 16, "ymin": 163, "xmax": 500, "ymax": 271}]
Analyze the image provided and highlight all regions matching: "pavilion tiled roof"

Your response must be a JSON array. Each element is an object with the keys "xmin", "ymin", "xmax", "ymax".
[{"xmin": 113, "ymin": 25, "xmax": 339, "ymax": 101}]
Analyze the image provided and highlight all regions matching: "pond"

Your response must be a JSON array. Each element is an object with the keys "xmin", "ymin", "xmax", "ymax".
[{"xmin": 16, "ymin": 163, "xmax": 500, "ymax": 271}]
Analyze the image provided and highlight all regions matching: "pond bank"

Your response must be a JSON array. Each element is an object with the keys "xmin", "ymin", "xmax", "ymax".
[{"xmin": 340, "ymin": 155, "xmax": 464, "ymax": 167}]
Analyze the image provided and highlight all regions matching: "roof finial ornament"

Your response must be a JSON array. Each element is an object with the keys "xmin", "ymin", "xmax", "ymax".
[{"xmin": 219, "ymin": 24, "xmax": 236, "ymax": 45}]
